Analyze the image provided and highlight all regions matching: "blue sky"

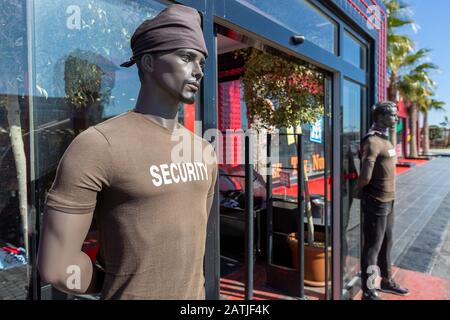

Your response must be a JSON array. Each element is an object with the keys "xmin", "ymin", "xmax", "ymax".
[{"xmin": 400, "ymin": 0, "xmax": 450, "ymax": 126}]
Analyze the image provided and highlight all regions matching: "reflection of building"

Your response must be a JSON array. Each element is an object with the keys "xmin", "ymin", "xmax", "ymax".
[{"xmin": 1, "ymin": 0, "xmax": 387, "ymax": 301}]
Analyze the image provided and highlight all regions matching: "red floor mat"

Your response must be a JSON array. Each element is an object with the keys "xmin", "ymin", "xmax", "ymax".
[
  {"xmin": 273, "ymin": 177, "xmax": 331, "ymax": 200},
  {"xmin": 396, "ymin": 166, "xmax": 411, "ymax": 175}
]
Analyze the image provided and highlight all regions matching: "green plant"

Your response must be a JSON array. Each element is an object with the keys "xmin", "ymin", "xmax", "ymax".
[
  {"xmin": 239, "ymin": 48, "xmax": 325, "ymax": 246},
  {"xmin": 239, "ymin": 49, "xmax": 325, "ymax": 130}
]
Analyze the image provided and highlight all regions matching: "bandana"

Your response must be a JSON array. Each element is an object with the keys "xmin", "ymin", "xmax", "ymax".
[{"xmin": 120, "ymin": 4, "xmax": 208, "ymax": 68}]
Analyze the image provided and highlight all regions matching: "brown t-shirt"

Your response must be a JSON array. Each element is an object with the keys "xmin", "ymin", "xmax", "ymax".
[
  {"xmin": 361, "ymin": 134, "xmax": 397, "ymax": 202},
  {"xmin": 45, "ymin": 110, "xmax": 218, "ymax": 299}
]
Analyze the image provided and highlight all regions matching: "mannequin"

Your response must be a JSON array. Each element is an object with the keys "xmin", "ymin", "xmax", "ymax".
[
  {"xmin": 355, "ymin": 101, "xmax": 409, "ymax": 300},
  {"xmin": 37, "ymin": 5, "xmax": 217, "ymax": 299}
]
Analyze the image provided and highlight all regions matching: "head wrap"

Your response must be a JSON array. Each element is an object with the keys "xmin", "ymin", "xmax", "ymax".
[{"xmin": 120, "ymin": 4, "xmax": 208, "ymax": 68}]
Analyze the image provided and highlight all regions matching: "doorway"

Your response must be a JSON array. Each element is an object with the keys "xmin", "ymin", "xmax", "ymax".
[{"xmin": 215, "ymin": 26, "xmax": 333, "ymax": 300}]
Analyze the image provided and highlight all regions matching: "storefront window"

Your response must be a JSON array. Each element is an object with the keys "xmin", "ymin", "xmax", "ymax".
[
  {"xmin": 0, "ymin": 0, "xmax": 29, "ymax": 300},
  {"xmin": 342, "ymin": 79, "xmax": 365, "ymax": 298},
  {"xmin": 237, "ymin": 0, "xmax": 337, "ymax": 54},
  {"xmin": 343, "ymin": 31, "xmax": 367, "ymax": 70},
  {"xmin": 30, "ymin": 0, "xmax": 174, "ymax": 298}
]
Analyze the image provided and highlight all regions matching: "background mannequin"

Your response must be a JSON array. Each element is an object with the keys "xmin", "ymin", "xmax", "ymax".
[{"xmin": 355, "ymin": 101, "xmax": 409, "ymax": 300}]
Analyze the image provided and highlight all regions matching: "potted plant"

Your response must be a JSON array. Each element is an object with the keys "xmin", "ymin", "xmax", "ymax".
[
  {"xmin": 286, "ymin": 161, "xmax": 331, "ymax": 287},
  {"xmin": 240, "ymin": 48, "xmax": 330, "ymax": 287}
]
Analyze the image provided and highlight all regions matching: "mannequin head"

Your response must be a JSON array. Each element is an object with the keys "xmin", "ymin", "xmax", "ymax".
[
  {"xmin": 136, "ymin": 48, "xmax": 205, "ymax": 104},
  {"xmin": 372, "ymin": 101, "xmax": 398, "ymax": 129}
]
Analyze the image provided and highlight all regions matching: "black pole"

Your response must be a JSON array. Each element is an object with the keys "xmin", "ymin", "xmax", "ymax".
[
  {"xmin": 266, "ymin": 134, "xmax": 273, "ymax": 266},
  {"xmin": 245, "ymin": 134, "xmax": 254, "ymax": 300},
  {"xmin": 297, "ymin": 133, "xmax": 305, "ymax": 299},
  {"xmin": 30, "ymin": 232, "xmax": 39, "ymax": 300},
  {"xmin": 323, "ymin": 107, "xmax": 334, "ymax": 300},
  {"xmin": 324, "ymin": 120, "xmax": 330, "ymax": 300}
]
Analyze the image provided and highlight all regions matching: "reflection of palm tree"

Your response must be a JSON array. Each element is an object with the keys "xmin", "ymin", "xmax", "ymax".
[{"xmin": 61, "ymin": 49, "xmax": 118, "ymax": 133}]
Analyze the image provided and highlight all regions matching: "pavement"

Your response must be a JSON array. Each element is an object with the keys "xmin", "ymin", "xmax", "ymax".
[
  {"xmin": 393, "ymin": 157, "xmax": 450, "ymax": 277},
  {"xmin": 0, "ymin": 265, "xmax": 27, "ymax": 300}
]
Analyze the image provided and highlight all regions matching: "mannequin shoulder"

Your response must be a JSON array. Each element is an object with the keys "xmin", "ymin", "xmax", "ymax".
[
  {"xmin": 70, "ymin": 127, "xmax": 110, "ymax": 149},
  {"xmin": 91, "ymin": 111, "xmax": 140, "ymax": 139}
]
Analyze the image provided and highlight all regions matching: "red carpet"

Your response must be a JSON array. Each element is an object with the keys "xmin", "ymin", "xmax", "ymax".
[
  {"xmin": 273, "ymin": 177, "xmax": 331, "ymax": 200},
  {"xmin": 396, "ymin": 158, "xmax": 432, "ymax": 175},
  {"xmin": 396, "ymin": 166, "xmax": 411, "ymax": 175}
]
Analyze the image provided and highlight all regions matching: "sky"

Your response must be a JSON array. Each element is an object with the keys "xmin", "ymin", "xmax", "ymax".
[{"xmin": 400, "ymin": 0, "xmax": 450, "ymax": 126}]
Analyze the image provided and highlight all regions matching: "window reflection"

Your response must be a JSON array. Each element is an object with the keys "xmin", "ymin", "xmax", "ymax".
[
  {"xmin": 0, "ymin": 0, "xmax": 29, "ymax": 300},
  {"xmin": 237, "ymin": 0, "xmax": 338, "ymax": 54},
  {"xmin": 217, "ymin": 31, "xmax": 331, "ymax": 296},
  {"xmin": 343, "ymin": 31, "xmax": 367, "ymax": 70},
  {"xmin": 342, "ymin": 79, "xmax": 365, "ymax": 297}
]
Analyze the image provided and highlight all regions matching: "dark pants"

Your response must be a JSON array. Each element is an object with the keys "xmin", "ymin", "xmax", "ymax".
[{"xmin": 361, "ymin": 192, "xmax": 394, "ymax": 292}]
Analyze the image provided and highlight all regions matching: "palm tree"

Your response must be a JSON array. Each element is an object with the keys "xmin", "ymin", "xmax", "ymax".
[
  {"xmin": 398, "ymin": 61, "xmax": 437, "ymax": 157},
  {"xmin": 419, "ymin": 96, "xmax": 446, "ymax": 155},
  {"xmin": 385, "ymin": 0, "xmax": 417, "ymax": 148}
]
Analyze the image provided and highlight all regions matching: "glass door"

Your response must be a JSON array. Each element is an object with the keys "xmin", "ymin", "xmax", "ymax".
[{"xmin": 341, "ymin": 79, "xmax": 365, "ymax": 298}]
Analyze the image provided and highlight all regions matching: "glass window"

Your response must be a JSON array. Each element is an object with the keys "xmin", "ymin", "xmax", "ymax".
[
  {"xmin": 237, "ymin": 0, "xmax": 338, "ymax": 54},
  {"xmin": 343, "ymin": 31, "xmax": 367, "ymax": 70},
  {"xmin": 30, "ymin": 0, "xmax": 174, "ymax": 298},
  {"xmin": 342, "ymin": 79, "xmax": 365, "ymax": 298},
  {"xmin": 217, "ymin": 30, "xmax": 331, "ymax": 287},
  {"xmin": 31, "ymin": 0, "xmax": 169, "ymax": 184},
  {"xmin": 0, "ymin": 0, "xmax": 29, "ymax": 300}
]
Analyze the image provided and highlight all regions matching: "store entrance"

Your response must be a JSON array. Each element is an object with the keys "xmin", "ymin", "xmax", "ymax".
[{"xmin": 216, "ymin": 26, "xmax": 332, "ymax": 300}]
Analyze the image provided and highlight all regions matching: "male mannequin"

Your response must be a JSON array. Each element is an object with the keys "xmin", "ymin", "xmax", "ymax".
[
  {"xmin": 355, "ymin": 101, "xmax": 409, "ymax": 300},
  {"xmin": 37, "ymin": 4, "xmax": 218, "ymax": 299}
]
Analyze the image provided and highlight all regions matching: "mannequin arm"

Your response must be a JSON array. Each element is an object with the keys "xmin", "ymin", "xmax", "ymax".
[
  {"xmin": 356, "ymin": 160, "xmax": 375, "ymax": 190},
  {"xmin": 37, "ymin": 207, "xmax": 104, "ymax": 295},
  {"xmin": 354, "ymin": 137, "xmax": 379, "ymax": 195}
]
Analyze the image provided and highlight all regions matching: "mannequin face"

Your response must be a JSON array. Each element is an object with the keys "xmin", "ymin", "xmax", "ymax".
[
  {"xmin": 144, "ymin": 48, "xmax": 205, "ymax": 104},
  {"xmin": 378, "ymin": 106, "xmax": 398, "ymax": 129}
]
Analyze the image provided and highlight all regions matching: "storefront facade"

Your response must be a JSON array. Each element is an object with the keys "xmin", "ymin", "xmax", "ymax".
[{"xmin": 0, "ymin": 0, "xmax": 386, "ymax": 300}]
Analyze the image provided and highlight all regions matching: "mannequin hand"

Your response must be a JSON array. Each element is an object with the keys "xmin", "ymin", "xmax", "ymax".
[{"xmin": 352, "ymin": 184, "xmax": 362, "ymax": 199}]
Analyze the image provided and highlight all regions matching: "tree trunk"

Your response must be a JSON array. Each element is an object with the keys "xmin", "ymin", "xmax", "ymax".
[
  {"xmin": 422, "ymin": 111, "xmax": 430, "ymax": 155},
  {"xmin": 5, "ymin": 82, "xmax": 29, "ymax": 270},
  {"xmin": 387, "ymin": 74, "xmax": 397, "ymax": 154},
  {"xmin": 388, "ymin": 72, "xmax": 397, "ymax": 101},
  {"xmin": 409, "ymin": 104, "xmax": 418, "ymax": 158}
]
